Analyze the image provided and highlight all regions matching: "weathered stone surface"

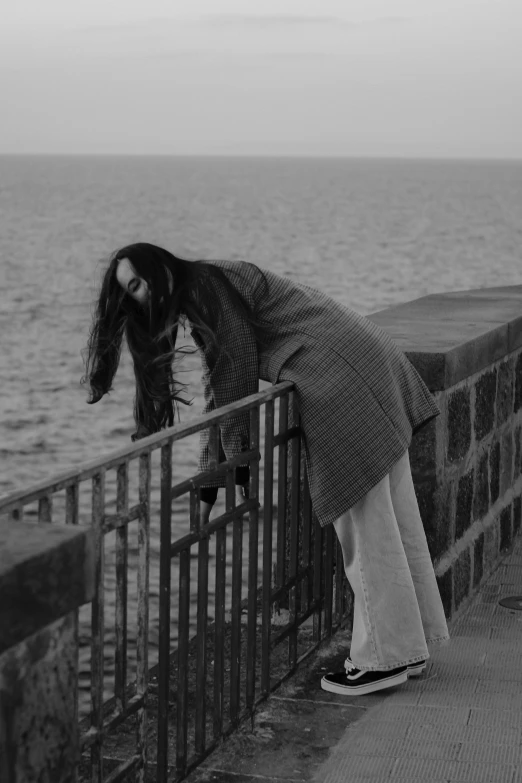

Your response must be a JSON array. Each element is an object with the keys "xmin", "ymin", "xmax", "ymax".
[
  {"xmin": 369, "ymin": 287, "xmax": 522, "ymax": 390},
  {"xmin": 515, "ymin": 424, "xmax": 522, "ymax": 480},
  {"xmin": 0, "ymin": 519, "xmax": 94, "ymax": 654},
  {"xmin": 496, "ymin": 358, "xmax": 514, "ymax": 425},
  {"xmin": 446, "ymin": 386, "xmax": 471, "ymax": 462},
  {"xmin": 483, "ymin": 522, "xmax": 499, "ymax": 575},
  {"xmin": 473, "ymin": 451, "xmax": 489, "ymax": 520},
  {"xmin": 499, "ymin": 504, "xmax": 513, "ymax": 552},
  {"xmin": 454, "ymin": 548, "xmax": 471, "ymax": 611},
  {"xmin": 473, "ymin": 532, "xmax": 484, "ymax": 588},
  {"xmin": 514, "ymin": 353, "xmax": 522, "ymax": 413},
  {"xmin": 0, "ymin": 613, "xmax": 78, "ymax": 783},
  {"xmin": 474, "ymin": 369, "xmax": 497, "ymax": 441},
  {"xmin": 409, "ymin": 416, "xmax": 437, "ymax": 480},
  {"xmin": 455, "ymin": 470, "xmax": 474, "ymax": 541},
  {"xmin": 414, "ymin": 480, "xmax": 450, "ymax": 562},
  {"xmin": 489, "ymin": 440, "xmax": 500, "ymax": 506},
  {"xmin": 500, "ymin": 429, "xmax": 514, "ymax": 497},
  {"xmin": 513, "ymin": 496, "xmax": 522, "ymax": 538}
]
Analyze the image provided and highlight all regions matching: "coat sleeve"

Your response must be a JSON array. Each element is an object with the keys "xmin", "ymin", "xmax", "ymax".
[{"xmin": 193, "ymin": 289, "xmax": 259, "ymax": 491}]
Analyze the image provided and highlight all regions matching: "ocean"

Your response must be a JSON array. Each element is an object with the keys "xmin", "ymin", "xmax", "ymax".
[{"xmin": 1, "ymin": 154, "xmax": 521, "ymax": 713}]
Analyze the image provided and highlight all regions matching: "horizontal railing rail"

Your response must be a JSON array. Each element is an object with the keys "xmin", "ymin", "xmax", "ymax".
[{"xmin": 1, "ymin": 380, "xmax": 352, "ymax": 782}]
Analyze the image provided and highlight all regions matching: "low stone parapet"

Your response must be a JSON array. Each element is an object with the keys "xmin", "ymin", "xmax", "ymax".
[
  {"xmin": 0, "ymin": 519, "xmax": 94, "ymax": 783},
  {"xmin": 369, "ymin": 285, "xmax": 522, "ymax": 617}
]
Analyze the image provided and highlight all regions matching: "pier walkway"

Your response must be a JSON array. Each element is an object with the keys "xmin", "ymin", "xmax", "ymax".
[{"xmin": 187, "ymin": 533, "xmax": 522, "ymax": 783}]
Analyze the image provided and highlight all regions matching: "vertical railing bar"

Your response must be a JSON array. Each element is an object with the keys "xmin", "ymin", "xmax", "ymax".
[
  {"xmin": 38, "ymin": 492, "xmax": 53, "ymax": 523},
  {"xmin": 190, "ymin": 484, "xmax": 200, "ymax": 534},
  {"xmin": 312, "ymin": 516, "xmax": 323, "ymax": 642},
  {"xmin": 114, "ymin": 462, "xmax": 129, "ymax": 713},
  {"xmin": 324, "ymin": 522, "xmax": 334, "ymax": 638},
  {"xmin": 261, "ymin": 399, "xmax": 275, "ymax": 696},
  {"xmin": 276, "ymin": 394, "xmax": 289, "ymax": 594},
  {"xmin": 288, "ymin": 393, "xmax": 300, "ymax": 670},
  {"xmin": 91, "ymin": 470, "xmax": 106, "ymax": 782},
  {"xmin": 229, "ymin": 467, "xmax": 243, "ymax": 727},
  {"xmin": 136, "ymin": 452, "xmax": 151, "ymax": 782},
  {"xmin": 157, "ymin": 442, "xmax": 172, "ymax": 783},
  {"xmin": 66, "ymin": 482, "xmax": 79, "ymax": 525},
  {"xmin": 208, "ymin": 420, "xmax": 226, "ymax": 740},
  {"xmin": 176, "ymin": 547, "xmax": 191, "ymax": 779},
  {"xmin": 213, "ymin": 525, "xmax": 226, "ymax": 739},
  {"xmin": 245, "ymin": 405, "xmax": 260, "ymax": 712},
  {"xmin": 194, "ymin": 521, "xmax": 209, "ymax": 757},
  {"xmin": 301, "ymin": 459, "xmax": 312, "ymax": 615}
]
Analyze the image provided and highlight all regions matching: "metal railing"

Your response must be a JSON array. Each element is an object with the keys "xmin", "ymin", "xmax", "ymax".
[{"xmin": 0, "ymin": 381, "xmax": 352, "ymax": 782}]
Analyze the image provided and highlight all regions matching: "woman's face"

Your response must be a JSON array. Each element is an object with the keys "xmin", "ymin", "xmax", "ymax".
[{"xmin": 116, "ymin": 258, "xmax": 150, "ymax": 306}]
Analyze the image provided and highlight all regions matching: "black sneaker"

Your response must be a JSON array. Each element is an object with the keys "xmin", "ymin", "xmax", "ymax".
[{"xmin": 321, "ymin": 657, "xmax": 408, "ymax": 696}]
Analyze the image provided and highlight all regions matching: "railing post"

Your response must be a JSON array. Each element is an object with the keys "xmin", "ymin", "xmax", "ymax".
[
  {"xmin": 261, "ymin": 399, "xmax": 275, "ymax": 696},
  {"xmin": 136, "ymin": 452, "xmax": 151, "ymax": 780},
  {"xmin": 90, "ymin": 470, "xmax": 106, "ymax": 780},
  {"xmin": 157, "ymin": 442, "xmax": 172, "ymax": 782}
]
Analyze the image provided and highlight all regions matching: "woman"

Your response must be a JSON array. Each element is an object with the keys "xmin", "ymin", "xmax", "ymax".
[{"xmin": 82, "ymin": 242, "xmax": 449, "ymax": 697}]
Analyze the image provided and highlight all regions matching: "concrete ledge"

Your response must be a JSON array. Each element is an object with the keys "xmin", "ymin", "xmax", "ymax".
[
  {"xmin": 368, "ymin": 286, "xmax": 522, "ymax": 391},
  {"xmin": 0, "ymin": 520, "xmax": 94, "ymax": 655}
]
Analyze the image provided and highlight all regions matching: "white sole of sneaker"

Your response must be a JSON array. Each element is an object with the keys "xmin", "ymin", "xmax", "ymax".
[
  {"xmin": 320, "ymin": 668, "xmax": 408, "ymax": 696},
  {"xmin": 407, "ymin": 663, "xmax": 427, "ymax": 677}
]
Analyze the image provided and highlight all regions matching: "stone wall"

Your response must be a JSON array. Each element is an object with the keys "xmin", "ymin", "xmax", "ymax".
[
  {"xmin": 369, "ymin": 285, "xmax": 522, "ymax": 619},
  {"xmin": 0, "ymin": 519, "xmax": 94, "ymax": 783}
]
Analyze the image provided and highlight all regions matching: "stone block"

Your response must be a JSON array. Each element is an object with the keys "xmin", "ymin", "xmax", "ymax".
[
  {"xmin": 514, "ymin": 424, "xmax": 522, "ymax": 480},
  {"xmin": 446, "ymin": 386, "xmax": 471, "ymax": 462},
  {"xmin": 454, "ymin": 547, "xmax": 471, "ymax": 611},
  {"xmin": 500, "ymin": 429, "xmax": 514, "ymax": 497},
  {"xmin": 473, "ymin": 532, "xmax": 484, "ymax": 588},
  {"xmin": 436, "ymin": 568, "xmax": 453, "ymax": 619},
  {"xmin": 0, "ymin": 519, "xmax": 94, "ymax": 655},
  {"xmin": 489, "ymin": 440, "xmax": 500, "ymax": 505},
  {"xmin": 0, "ymin": 613, "xmax": 78, "ymax": 783},
  {"xmin": 409, "ymin": 416, "xmax": 437, "ymax": 480},
  {"xmin": 496, "ymin": 357, "xmax": 514, "ymax": 425},
  {"xmin": 473, "ymin": 451, "xmax": 489, "ymax": 521},
  {"xmin": 514, "ymin": 496, "xmax": 522, "ymax": 537},
  {"xmin": 483, "ymin": 523, "xmax": 499, "ymax": 575},
  {"xmin": 474, "ymin": 368, "xmax": 497, "ymax": 441},
  {"xmin": 499, "ymin": 504, "xmax": 513, "ymax": 552},
  {"xmin": 414, "ymin": 479, "xmax": 451, "ymax": 562},
  {"xmin": 455, "ymin": 470, "xmax": 474, "ymax": 541},
  {"xmin": 514, "ymin": 353, "xmax": 522, "ymax": 413}
]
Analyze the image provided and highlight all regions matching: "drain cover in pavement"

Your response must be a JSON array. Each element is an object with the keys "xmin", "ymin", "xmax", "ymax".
[{"xmin": 499, "ymin": 596, "xmax": 522, "ymax": 610}]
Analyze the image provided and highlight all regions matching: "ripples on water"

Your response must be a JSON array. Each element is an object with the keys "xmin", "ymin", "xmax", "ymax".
[{"xmin": 1, "ymin": 155, "xmax": 521, "ymax": 714}]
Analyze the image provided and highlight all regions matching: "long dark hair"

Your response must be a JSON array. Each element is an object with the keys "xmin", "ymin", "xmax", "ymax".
[{"xmin": 80, "ymin": 243, "xmax": 271, "ymax": 440}]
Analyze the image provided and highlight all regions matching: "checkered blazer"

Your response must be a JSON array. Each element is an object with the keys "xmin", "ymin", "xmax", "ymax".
[{"xmin": 190, "ymin": 260, "xmax": 440, "ymax": 524}]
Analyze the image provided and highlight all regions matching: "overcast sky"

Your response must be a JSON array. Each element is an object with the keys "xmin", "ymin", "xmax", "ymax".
[{"xmin": 1, "ymin": 0, "xmax": 520, "ymax": 157}]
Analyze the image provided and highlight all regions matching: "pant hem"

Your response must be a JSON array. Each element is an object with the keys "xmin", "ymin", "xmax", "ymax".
[
  {"xmin": 350, "ymin": 652, "xmax": 429, "ymax": 672},
  {"xmin": 426, "ymin": 634, "xmax": 450, "ymax": 644}
]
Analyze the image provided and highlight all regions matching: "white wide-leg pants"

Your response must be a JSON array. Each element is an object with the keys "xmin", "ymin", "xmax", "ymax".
[{"xmin": 333, "ymin": 449, "xmax": 450, "ymax": 672}]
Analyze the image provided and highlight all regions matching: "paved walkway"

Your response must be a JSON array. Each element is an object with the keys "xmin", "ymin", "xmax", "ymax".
[
  {"xmin": 313, "ymin": 534, "xmax": 522, "ymax": 783},
  {"xmin": 190, "ymin": 534, "xmax": 522, "ymax": 783}
]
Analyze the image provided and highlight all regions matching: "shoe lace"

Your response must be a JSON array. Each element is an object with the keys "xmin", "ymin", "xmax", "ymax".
[{"xmin": 344, "ymin": 658, "xmax": 357, "ymax": 674}]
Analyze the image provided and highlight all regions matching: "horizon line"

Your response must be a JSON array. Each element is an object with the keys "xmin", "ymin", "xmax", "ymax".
[{"xmin": 0, "ymin": 152, "xmax": 520, "ymax": 162}]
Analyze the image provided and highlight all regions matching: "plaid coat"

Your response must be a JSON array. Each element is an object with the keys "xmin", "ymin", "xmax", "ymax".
[{"xmin": 191, "ymin": 260, "xmax": 440, "ymax": 527}]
